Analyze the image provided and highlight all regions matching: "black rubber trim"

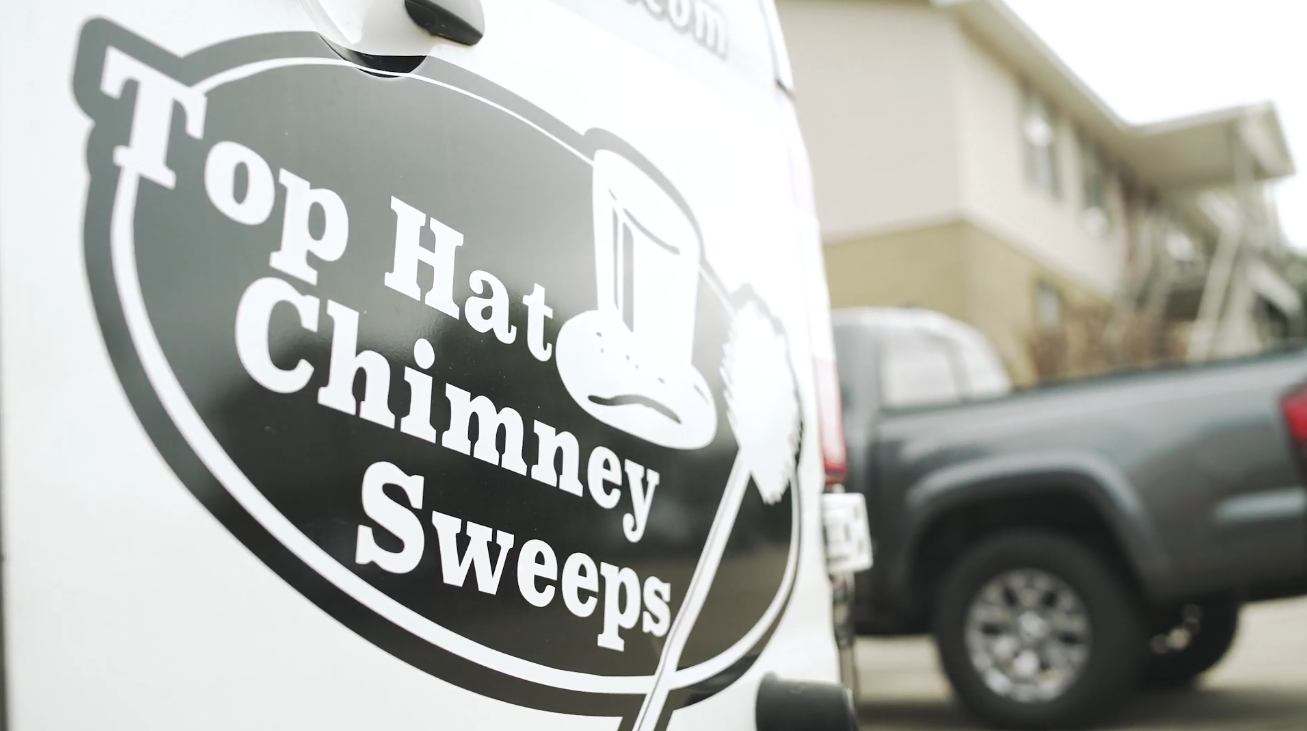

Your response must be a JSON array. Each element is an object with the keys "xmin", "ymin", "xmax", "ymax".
[{"xmin": 404, "ymin": 0, "xmax": 485, "ymax": 46}]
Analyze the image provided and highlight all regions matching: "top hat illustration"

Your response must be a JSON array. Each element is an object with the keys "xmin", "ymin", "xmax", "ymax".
[{"xmin": 555, "ymin": 148, "xmax": 718, "ymax": 450}]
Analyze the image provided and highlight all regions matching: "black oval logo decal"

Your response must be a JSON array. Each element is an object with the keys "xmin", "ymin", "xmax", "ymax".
[{"xmin": 73, "ymin": 19, "xmax": 805, "ymax": 729}]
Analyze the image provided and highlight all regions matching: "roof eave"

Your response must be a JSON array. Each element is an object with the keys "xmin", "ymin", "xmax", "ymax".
[{"xmin": 933, "ymin": 0, "xmax": 1295, "ymax": 188}]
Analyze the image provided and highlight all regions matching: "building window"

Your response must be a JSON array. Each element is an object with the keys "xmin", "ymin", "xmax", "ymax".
[
  {"xmin": 1079, "ymin": 132, "xmax": 1112, "ymax": 234},
  {"xmin": 1165, "ymin": 217, "xmax": 1203, "ymax": 273},
  {"xmin": 1165, "ymin": 225, "xmax": 1195, "ymax": 262},
  {"xmin": 1036, "ymin": 281, "xmax": 1063, "ymax": 330},
  {"xmin": 1022, "ymin": 85, "xmax": 1060, "ymax": 198}
]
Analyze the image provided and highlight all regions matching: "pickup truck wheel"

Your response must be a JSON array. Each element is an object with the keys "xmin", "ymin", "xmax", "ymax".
[
  {"xmin": 1143, "ymin": 596, "xmax": 1240, "ymax": 688},
  {"xmin": 932, "ymin": 532, "xmax": 1147, "ymax": 730}
]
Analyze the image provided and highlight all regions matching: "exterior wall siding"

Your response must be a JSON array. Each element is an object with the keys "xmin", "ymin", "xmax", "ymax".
[
  {"xmin": 823, "ymin": 220, "xmax": 971, "ymax": 317},
  {"xmin": 824, "ymin": 219, "xmax": 1109, "ymax": 384},
  {"xmin": 952, "ymin": 28, "xmax": 1129, "ymax": 298},
  {"xmin": 777, "ymin": 0, "xmax": 965, "ymax": 241}
]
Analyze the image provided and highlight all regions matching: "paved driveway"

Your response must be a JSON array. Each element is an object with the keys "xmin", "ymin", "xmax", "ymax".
[{"xmin": 856, "ymin": 596, "xmax": 1307, "ymax": 731}]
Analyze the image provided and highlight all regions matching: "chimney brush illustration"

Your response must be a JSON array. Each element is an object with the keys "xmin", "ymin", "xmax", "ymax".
[
  {"xmin": 631, "ymin": 298, "xmax": 801, "ymax": 731},
  {"xmin": 555, "ymin": 145, "xmax": 802, "ymax": 731}
]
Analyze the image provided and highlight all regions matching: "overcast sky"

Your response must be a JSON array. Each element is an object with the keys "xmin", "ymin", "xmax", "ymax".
[{"xmin": 1005, "ymin": 0, "xmax": 1307, "ymax": 249}]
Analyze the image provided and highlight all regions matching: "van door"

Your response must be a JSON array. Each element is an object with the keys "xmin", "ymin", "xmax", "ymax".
[{"xmin": 0, "ymin": 0, "xmax": 843, "ymax": 729}]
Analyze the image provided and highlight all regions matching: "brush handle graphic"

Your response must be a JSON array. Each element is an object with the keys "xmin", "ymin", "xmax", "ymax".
[{"xmin": 632, "ymin": 456, "xmax": 751, "ymax": 731}]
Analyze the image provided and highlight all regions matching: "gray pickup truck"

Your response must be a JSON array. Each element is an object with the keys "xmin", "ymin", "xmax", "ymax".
[{"xmin": 833, "ymin": 307, "xmax": 1307, "ymax": 730}]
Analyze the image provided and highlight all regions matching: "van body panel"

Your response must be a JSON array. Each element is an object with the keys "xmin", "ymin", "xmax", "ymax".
[{"xmin": 0, "ymin": 1, "xmax": 840, "ymax": 728}]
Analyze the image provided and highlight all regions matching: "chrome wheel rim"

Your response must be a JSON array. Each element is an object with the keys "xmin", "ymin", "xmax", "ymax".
[{"xmin": 964, "ymin": 568, "xmax": 1092, "ymax": 703}]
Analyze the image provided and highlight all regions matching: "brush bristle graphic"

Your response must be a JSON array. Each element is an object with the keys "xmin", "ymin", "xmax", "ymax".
[{"xmin": 722, "ymin": 299, "xmax": 801, "ymax": 505}]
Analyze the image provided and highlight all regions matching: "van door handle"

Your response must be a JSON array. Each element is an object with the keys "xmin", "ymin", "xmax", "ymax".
[{"xmin": 405, "ymin": 0, "xmax": 485, "ymax": 45}]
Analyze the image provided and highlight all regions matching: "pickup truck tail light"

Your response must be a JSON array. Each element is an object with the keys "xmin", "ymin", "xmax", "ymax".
[
  {"xmin": 813, "ymin": 356, "xmax": 848, "ymax": 488},
  {"xmin": 777, "ymin": 94, "xmax": 848, "ymax": 489},
  {"xmin": 1281, "ymin": 385, "xmax": 1307, "ymax": 468}
]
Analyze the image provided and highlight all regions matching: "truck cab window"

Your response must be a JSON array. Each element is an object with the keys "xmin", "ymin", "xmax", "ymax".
[
  {"xmin": 951, "ymin": 333, "xmax": 1012, "ymax": 399},
  {"xmin": 881, "ymin": 332, "xmax": 962, "ymax": 408}
]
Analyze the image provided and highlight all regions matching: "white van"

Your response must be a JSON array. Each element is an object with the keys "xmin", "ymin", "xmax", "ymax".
[{"xmin": 0, "ymin": 1, "xmax": 870, "ymax": 729}]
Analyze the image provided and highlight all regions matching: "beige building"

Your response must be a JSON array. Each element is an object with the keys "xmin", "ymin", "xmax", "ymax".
[{"xmin": 777, "ymin": 0, "xmax": 1301, "ymax": 384}]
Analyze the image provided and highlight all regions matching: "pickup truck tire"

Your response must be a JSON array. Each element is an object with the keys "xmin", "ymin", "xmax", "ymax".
[
  {"xmin": 1143, "ymin": 596, "xmax": 1240, "ymax": 688},
  {"xmin": 932, "ymin": 531, "xmax": 1147, "ymax": 730}
]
